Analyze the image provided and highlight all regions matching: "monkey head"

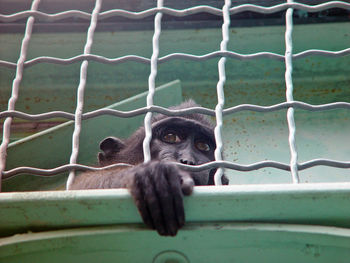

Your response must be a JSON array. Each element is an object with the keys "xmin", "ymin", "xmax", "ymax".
[{"xmin": 98, "ymin": 100, "xmax": 227, "ymax": 185}]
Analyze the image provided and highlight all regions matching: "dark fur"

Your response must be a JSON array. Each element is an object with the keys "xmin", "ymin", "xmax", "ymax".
[
  {"xmin": 72, "ymin": 100, "xmax": 228, "ymax": 236},
  {"xmin": 98, "ymin": 100, "xmax": 214, "ymax": 166}
]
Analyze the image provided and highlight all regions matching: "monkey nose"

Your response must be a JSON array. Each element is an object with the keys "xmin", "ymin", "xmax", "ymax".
[{"xmin": 180, "ymin": 159, "xmax": 195, "ymax": 165}]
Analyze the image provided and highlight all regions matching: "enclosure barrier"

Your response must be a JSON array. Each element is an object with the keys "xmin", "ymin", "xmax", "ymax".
[{"xmin": 1, "ymin": 1, "xmax": 350, "ymax": 191}]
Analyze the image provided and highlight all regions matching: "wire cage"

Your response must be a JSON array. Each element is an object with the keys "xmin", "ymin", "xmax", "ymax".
[{"xmin": 1, "ymin": 0, "xmax": 350, "ymax": 262}]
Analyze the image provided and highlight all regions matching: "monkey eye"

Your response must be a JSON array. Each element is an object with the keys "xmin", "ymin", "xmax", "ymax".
[
  {"xmin": 162, "ymin": 133, "xmax": 181, "ymax": 143},
  {"xmin": 196, "ymin": 141, "xmax": 210, "ymax": 152}
]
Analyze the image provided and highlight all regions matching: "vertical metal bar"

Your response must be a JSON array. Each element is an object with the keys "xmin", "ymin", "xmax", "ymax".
[
  {"xmin": 66, "ymin": 0, "xmax": 102, "ymax": 190},
  {"xmin": 0, "ymin": 0, "xmax": 41, "ymax": 192},
  {"xmin": 143, "ymin": 0, "xmax": 163, "ymax": 163},
  {"xmin": 285, "ymin": 0, "xmax": 299, "ymax": 183},
  {"xmin": 214, "ymin": 0, "xmax": 231, "ymax": 185}
]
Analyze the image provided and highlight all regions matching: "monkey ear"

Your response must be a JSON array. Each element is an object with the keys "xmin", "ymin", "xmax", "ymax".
[
  {"xmin": 99, "ymin": 136, "xmax": 125, "ymax": 153},
  {"xmin": 98, "ymin": 137, "xmax": 125, "ymax": 165}
]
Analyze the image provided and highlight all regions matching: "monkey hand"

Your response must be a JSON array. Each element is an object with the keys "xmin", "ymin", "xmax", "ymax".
[{"xmin": 130, "ymin": 160, "xmax": 194, "ymax": 236}]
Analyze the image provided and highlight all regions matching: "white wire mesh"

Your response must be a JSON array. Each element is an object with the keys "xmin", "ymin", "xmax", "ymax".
[
  {"xmin": 0, "ymin": 1, "xmax": 350, "ymax": 189},
  {"xmin": 213, "ymin": 0, "xmax": 231, "ymax": 185},
  {"xmin": 0, "ymin": 0, "xmax": 42, "ymax": 191},
  {"xmin": 66, "ymin": 0, "xmax": 102, "ymax": 190},
  {"xmin": 284, "ymin": 0, "xmax": 300, "ymax": 184},
  {"xmin": 1, "ymin": 2, "xmax": 350, "ymax": 22},
  {"xmin": 1, "ymin": 48, "xmax": 350, "ymax": 69},
  {"xmin": 143, "ymin": 0, "xmax": 164, "ymax": 163}
]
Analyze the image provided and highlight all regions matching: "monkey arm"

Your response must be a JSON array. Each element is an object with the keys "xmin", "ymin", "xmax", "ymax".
[
  {"xmin": 71, "ymin": 160, "xmax": 194, "ymax": 236},
  {"xmin": 70, "ymin": 167, "xmax": 133, "ymax": 190}
]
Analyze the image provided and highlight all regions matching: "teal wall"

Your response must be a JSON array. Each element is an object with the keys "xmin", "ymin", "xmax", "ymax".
[{"xmin": 1, "ymin": 22, "xmax": 349, "ymax": 185}]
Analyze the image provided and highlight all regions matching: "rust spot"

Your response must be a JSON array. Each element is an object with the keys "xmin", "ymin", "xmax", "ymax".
[{"xmin": 238, "ymin": 90, "xmax": 247, "ymax": 96}]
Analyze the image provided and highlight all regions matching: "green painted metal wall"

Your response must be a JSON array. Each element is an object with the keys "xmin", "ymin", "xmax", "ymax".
[
  {"xmin": 3, "ymin": 80, "xmax": 183, "ymax": 191},
  {"xmin": 1, "ymin": 22, "xmax": 350, "ymax": 184},
  {"xmin": 1, "ymin": 223, "xmax": 350, "ymax": 263},
  {"xmin": 1, "ymin": 23, "xmax": 349, "ymax": 114}
]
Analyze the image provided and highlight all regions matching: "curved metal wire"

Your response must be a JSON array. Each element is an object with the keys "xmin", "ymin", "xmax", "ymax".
[
  {"xmin": 3, "ymin": 163, "xmax": 133, "ymax": 179},
  {"xmin": 1, "ymin": 1, "xmax": 350, "ymax": 22},
  {"xmin": 4, "ymin": 158, "xmax": 350, "ymax": 180},
  {"xmin": 1, "ymin": 48, "xmax": 350, "ymax": 69},
  {"xmin": 2, "ymin": 101, "xmax": 350, "ymax": 122},
  {"xmin": 65, "ymin": 0, "xmax": 102, "ymax": 190},
  {"xmin": 213, "ymin": 0, "xmax": 231, "ymax": 186},
  {"xmin": 0, "ymin": 0, "xmax": 42, "ymax": 191},
  {"xmin": 143, "ymin": 0, "xmax": 163, "ymax": 163},
  {"xmin": 285, "ymin": 0, "xmax": 300, "ymax": 183}
]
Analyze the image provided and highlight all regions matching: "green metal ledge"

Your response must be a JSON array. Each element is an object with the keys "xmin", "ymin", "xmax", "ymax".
[
  {"xmin": 1, "ymin": 183, "xmax": 350, "ymax": 262},
  {"xmin": 1, "ymin": 183, "xmax": 350, "ymax": 237},
  {"xmin": 1, "ymin": 223, "xmax": 350, "ymax": 263}
]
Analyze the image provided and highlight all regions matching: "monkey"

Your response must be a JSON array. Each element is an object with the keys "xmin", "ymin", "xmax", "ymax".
[{"xmin": 71, "ymin": 100, "xmax": 228, "ymax": 236}]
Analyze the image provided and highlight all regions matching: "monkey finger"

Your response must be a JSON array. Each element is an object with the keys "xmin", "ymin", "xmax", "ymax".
[
  {"xmin": 179, "ymin": 171, "xmax": 194, "ymax": 196},
  {"xmin": 132, "ymin": 172, "xmax": 155, "ymax": 230},
  {"xmin": 142, "ymin": 170, "xmax": 168, "ymax": 236},
  {"xmin": 153, "ymin": 167, "xmax": 179, "ymax": 236},
  {"xmin": 165, "ymin": 165, "xmax": 187, "ymax": 229}
]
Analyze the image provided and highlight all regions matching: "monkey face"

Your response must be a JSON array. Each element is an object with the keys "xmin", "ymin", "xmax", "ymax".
[
  {"xmin": 97, "ymin": 114, "xmax": 224, "ymax": 185},
  {"xmin": 151, "ymin": 117, "xmax": 216, "ymax": 185}
]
